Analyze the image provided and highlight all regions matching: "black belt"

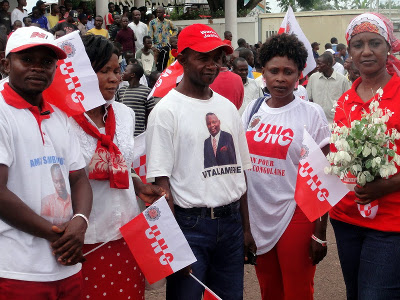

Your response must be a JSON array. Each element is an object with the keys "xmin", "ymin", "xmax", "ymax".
[{"xmin": 174, "ymin": 201, "xmax": 240, "ymax": 219}]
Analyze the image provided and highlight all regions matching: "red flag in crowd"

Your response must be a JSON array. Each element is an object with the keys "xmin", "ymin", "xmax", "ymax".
[
  {"xmin": 43, "ymin": 31, "xmax": 105, "ymax": 116},
  {"xmin": 119, "ymin": 196, "xmax": 196, "ymax": 284},
  {"xmin": 189, "ymin": 273, "xmax": 222, "ymax": 300},
  {"xmin": 278, "ymin": 6, "xmax": 316, "ymax": 77},
  {"xmin": 148, "ymin": 60, "xmax": 184, "ymax": 99},
  {"xmin": 133, "ymin": 132, "xmax": 147, "ymax": 183},
  {"xmin": 203, "ymin": 288, "xmax": 222, "ymax": 300},
  {"xmin": 294, "ymin": 129, "xmax": 349, "ymax": 222}
]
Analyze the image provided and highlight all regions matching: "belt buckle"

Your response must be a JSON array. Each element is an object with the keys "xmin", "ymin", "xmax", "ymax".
[{"xmin": 211, "ymin": 207, "xmax": 216, "ymax": 219}]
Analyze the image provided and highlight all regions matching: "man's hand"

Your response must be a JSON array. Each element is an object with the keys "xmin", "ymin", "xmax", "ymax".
[
  {"xmin": 133, "ymin": 177, "xmax": 166, "ymax": 204},
  {"xmin": 51, "ymin": 217, "xmax": 87, "ymax": 265},
  {"xmin": 137, "ymin": 183, "xmax": 166, "ymax": 204},
  {"xmin": 243, "ymin": 229, "xmax": 257, "ymax": 263}
]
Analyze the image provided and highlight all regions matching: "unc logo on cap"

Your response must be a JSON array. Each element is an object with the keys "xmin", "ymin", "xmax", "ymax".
[{"xmin": 30, "ymin": 32, "xmax": 48, "ymax": 39}]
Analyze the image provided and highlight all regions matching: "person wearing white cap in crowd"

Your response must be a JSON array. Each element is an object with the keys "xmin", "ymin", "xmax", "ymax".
[
  {"xmin": 0, "ymin": 26, "xmax": 93, "ymax": 299},
  {"xmin": 146, "ymin": 23, "xmax": 256, "ymax": 300}
]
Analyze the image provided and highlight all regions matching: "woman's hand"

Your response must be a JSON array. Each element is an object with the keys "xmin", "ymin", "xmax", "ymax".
[
  {"xmin": 354, "ymin": 178, "xmax": 391, "ymax": 204},
  {"xmin": 354, "ymin": 171, "xmax": 400, "ymax": 204},
  {"xmin": 244, "ymin": 229, "xmax": 257, "ymax": 264},
  {"xmin": 310, "ymin": 213, "xmax": 328, "ymax": 265},
  {"xmin": 309, "ymin": 238, "xmax": 327, "ymax": 265}
]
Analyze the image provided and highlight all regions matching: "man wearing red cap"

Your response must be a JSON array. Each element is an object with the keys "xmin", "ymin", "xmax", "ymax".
[
  {"xmin": 146, "ymin": 24, "xmax": 256, "ymax": 300},
  {"xmin": 0, "ymin": 27, "xmax": 92, "ymax": 299}
]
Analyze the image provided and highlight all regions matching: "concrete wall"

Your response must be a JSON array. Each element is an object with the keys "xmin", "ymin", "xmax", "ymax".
[{"xmin": 259, "ymin": 9, "xmax": 400, "ymax": 46}]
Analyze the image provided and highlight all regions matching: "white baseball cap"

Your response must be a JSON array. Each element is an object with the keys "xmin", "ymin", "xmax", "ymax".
[{"xmin": 6, "ymin": 27, "xmax": 67, "ymax": 59}]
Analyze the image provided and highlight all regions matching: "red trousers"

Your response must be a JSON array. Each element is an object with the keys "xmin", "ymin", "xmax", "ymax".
[
  {"xmin": 255, "ymin": 206, "xmax": 316, "ymax": 300},
  {"xmin": 0, "ymin": 271, "xmax": 82, "ymax": 300}
]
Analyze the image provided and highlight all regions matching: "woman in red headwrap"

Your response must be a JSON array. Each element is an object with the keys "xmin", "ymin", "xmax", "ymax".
[
  {"xmin": 71, "ymin": 34, "xmax": 165, "ymax": 300},
  {"xmin": 330, "ymin": 12, "xmax": 400, "ymax": 299}
]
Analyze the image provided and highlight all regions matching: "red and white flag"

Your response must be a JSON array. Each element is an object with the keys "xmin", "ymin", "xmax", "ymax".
[
  {"xmin": 43, "ymin": 31, "xmax": 105, "ymax": 116},
  {"xmin": 119, "ymin": 196, "xmax": 196, "ymax": 284},
  {"xmin": 133, "ymin": 132, "xmax": 147, "ymax": 183},
  {"xmin": 278, "ymin": 6, "xmax": 316, "ymax": 77},
  {"xmin": 294, "ymin": 129, "xmax": 349, "ymax": 222},
  {"xmin": 148, "ymin": 60, "xmax": 184, "ymax": 99}
]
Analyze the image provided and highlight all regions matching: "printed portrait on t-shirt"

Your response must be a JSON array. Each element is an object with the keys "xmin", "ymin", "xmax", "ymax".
[
  {"xmin": 41, "ymin": 164, "xmax": 72, "ymax": 225},
  {"xmin": 204, "ymin": 112, "xmax": 237, "ymax": 168}
]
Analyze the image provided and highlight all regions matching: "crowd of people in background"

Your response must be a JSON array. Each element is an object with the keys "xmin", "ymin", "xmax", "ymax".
[
  {"xmin": 0, "ymin": 1, "xmax": 399, "ymax": 299},
  {"xmin": 0, "ymin": 0, "xmax": 361, "ymax": 129}
]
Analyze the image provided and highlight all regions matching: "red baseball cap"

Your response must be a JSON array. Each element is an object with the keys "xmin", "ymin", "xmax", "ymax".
[{"xmin": 177, "ymin": 24, "xmax": 233, "ymax": 55}]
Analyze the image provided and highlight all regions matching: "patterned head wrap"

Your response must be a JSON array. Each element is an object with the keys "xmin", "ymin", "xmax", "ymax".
[{"xmin": 346, "ymin": 13, "xmax": 400, "ymax": 75}]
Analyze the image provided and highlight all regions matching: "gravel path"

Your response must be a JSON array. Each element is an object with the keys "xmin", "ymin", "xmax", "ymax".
[{"xmin": 146, "ymin": 222, "xmax": 346, "ymax": 300}]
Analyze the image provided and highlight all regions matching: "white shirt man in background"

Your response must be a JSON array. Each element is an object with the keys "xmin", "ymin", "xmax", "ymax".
[{"xmin": 128, "ymin": 9, "xmax": 148, "ymax": 53}]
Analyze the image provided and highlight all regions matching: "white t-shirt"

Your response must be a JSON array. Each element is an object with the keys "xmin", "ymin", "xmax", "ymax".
[
  {"xmin": 11, "ymin": 8, "xmax": 28, "ymax": 26},
  {"xmin": 239, "ymin": 77, "xmax": 264, "ymax": 116},
  {"xmin": 128, "ymin": 21, "xmax": 148, "ymax": 51},
  {"xmin": 294, "ymin": 85, "xmax": 309, "ymax": 101},
  {"xmin": 139, "ymin": 51, "xmax": 155, "ymax": 76},
  {"xmin": 0, "ymin": 85, "xmax": 85, "ymax": 282},
  {"xmin": 333, "ymin": 62, "xmax": 345, "ymax": 75},
  {"xmin": 242, "ymin": 96, "xmax": 330, "ymax": 255},
  {"xmin": 146, "ymin": 89, "xmax": 252, "ymax": 208}
]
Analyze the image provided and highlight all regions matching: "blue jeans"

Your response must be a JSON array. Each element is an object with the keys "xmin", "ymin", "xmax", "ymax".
[
  {"xmin": 166, "ymin": 208, "xmax": 244, "ymax": 300},
  {"xmin": 331, "ymin": 218, "xmax": 400, "ymax": 300}
]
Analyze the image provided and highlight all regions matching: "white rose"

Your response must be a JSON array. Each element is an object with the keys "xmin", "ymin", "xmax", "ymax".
[
  {"xmin": 363, "ymin": 146, "xmax": 371, "ymax": 157},
  {"xmin": 324, "ymin": 166, "xmax": 332, "ymax": 174},
  {"xmin": 332, "ymin": 166, "xmax": 340, "ymax": 175},
  {"xmin": 357, "ymin": 172, "xmax": 366, "ymax": 186},
  {"xmin": 338, "ymin": 151, "xmax": 351, "ymax": 163},
  {"xmin": 379, "ymin": 165, "xmax": 390, "ymax": 178}
]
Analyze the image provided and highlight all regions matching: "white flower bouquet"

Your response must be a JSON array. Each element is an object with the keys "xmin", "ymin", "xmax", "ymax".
[{"xmin": 325, "ymin": 88, "xmax": 400, "ymax": 188}]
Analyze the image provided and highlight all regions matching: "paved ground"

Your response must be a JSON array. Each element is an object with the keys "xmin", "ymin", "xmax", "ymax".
[{"xmin": 145, "ymin": 222, "xmax": 346, "ymax": 300}]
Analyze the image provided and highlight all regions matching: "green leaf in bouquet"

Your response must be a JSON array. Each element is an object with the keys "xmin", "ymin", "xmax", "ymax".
[
  {"xmin": 365, "ymin": 159, "xmax": 372, "ymax": 169},
  {"xmin": 388, "ymin": 149, "xmax": 396, "ymax": 157},
  {"xmin": 365, "ymin": 172, "xmax": 374, "ymax": 182},
  {"xmin": 356, "ymin": 146, "xmax": 363, "ymax": 156}
]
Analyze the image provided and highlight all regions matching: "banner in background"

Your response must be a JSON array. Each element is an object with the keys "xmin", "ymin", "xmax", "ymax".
[{"xmin": 278, "ymin": 6, "xmax": 316, "ymax": 77}]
